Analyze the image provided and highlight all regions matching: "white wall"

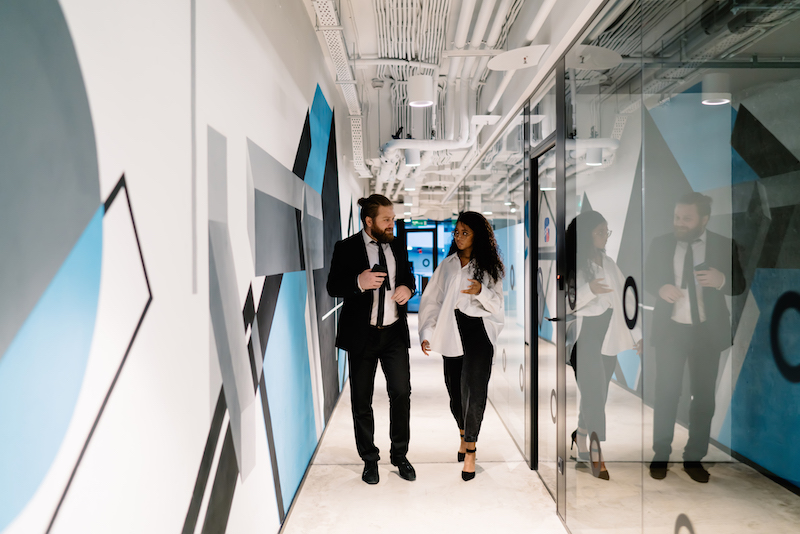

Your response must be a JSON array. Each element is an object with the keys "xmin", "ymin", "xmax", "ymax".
[{"xmin": 2, "ymin": 1, "xmax": 360, "ymax": 533}]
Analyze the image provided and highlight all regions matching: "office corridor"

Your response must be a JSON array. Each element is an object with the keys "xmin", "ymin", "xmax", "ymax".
[{"xmin": 282, "ymin": 315, "xmax": 566, "ymax": 533}]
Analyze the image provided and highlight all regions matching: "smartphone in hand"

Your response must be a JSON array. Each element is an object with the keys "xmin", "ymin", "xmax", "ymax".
[
  {"xmin": 693, "ymin": 261, "xmax": 709, "ymax": 271},
  {"xmin": 372, "ymin": 264, "xmax": 388, "ymax": 273}
]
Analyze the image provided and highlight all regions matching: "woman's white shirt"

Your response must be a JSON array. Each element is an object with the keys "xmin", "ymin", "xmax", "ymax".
[
  {"xmin": 572, "ymin": 254, "xmax": 641, "ymax": 356},
  {"xmin": 418, "ymin": 254, "xmax": 504, "ymax": 357}
]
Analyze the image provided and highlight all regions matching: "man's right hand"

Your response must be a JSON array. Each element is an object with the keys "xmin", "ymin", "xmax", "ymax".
[
  {"xmin": 658, "ymin": 284, "xmax": 684, "ymax": 303},
  {"xmin": 421, "ymin": 340, "xmax": 431, "ymax": 356},
  {"xmin": 359, "ymin": 269, "xmax": 387, "ymax": 291}
]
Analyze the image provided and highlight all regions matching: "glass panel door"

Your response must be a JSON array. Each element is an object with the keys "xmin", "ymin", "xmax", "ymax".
[
  {"xmin": 536, "ymin": 145, "xmax": 559, "ymax": 497},
  {"xmin": 563, "ymin": 7, "xmax": 645, "ymax": 530}
]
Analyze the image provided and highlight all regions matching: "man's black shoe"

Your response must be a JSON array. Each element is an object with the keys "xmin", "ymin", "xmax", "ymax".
[
  {"xmin": 362, "ymin": 461, "xmax": 379, "ymax": 485},
  {"xmin": 392, "ymin": 458, "xmax": 416, "ymax": 481},
  {"xmin": 649, "ymin": 461, "xmax": 668, "ymax": 480},
  {"xmin": 683, "ymin": 461, "xmax": 710, "ymax": 483}
]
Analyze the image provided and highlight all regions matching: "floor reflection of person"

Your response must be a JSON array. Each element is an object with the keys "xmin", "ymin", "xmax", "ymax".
[
  {"xmin": 566, "ymin": 210, "xmax": 642, "ymax": 481},
  {"xmin": 645, "ymin": 193, "xmax": 745, "ymax": 483},
  {"xmin": 418, "ymin": 212, "xmax": 504, "ymax": 482}
]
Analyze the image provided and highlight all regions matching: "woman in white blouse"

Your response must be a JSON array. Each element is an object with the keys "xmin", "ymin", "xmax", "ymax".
[
  {"xmin": 418, "ymin": 211, "xmax": 505, "ymax": 481},
  {"xmin": 566, "ymin": 210, "xmax": 642, "ymax": 480}
]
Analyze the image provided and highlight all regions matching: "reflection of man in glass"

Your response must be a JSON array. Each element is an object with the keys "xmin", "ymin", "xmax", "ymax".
[{"xmin": 646, "ymin": 193, "xmax": 745, "ymax": 482}]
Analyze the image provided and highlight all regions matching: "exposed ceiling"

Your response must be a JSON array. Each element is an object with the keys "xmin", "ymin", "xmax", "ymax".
[
  {"xmin": 305, "ymin": 0, "xmax": 529, "ymax": 220},
  {"xmin": 306, "ymin": 0, "xmax": 800, "ymax": 221}
]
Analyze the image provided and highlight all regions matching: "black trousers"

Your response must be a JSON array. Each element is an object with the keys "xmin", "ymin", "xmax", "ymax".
[
  {"xmin": 442, "ymin": 310, "xmax": 494, "ymax": 443},
  {"xmin": 653, "ymin": 321, "xmax": 720, "ymax": 462},
  {"xmin": 573, "ymin": 310, "xmax": 617, "ymax": 442},
  {"xmin": 347, "ymin": 322, "xmax": 411, "ymax": 463}
]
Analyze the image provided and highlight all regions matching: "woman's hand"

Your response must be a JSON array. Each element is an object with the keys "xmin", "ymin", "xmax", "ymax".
[
  {"xmin": 421, "ymin": 340, "xmax": 431, "ymax": 356},
  {"xmin": 589, "ymin": 278, "xmax": 612, "ymax": 295},
  {"xmin": 636, "ymin": 339, "xmax": 643, "ymax": 355},
  {"xmin": 461, "ymin": 279, "xmax": 482, "ymax": 295}
]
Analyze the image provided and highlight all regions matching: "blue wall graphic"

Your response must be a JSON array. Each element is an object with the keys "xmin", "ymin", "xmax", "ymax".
[{"xmin": 0, "ymin": 209, "xmax": 103, "ymax": 530}]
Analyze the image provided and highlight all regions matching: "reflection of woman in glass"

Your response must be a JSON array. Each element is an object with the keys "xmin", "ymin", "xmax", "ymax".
[
  {"xmin": 418, "ymin": 212, "xmax": 504, "ymax": 481},
  {"xmin": 566, "ymin": 210, "xmax": 642, "ymax": 480}
]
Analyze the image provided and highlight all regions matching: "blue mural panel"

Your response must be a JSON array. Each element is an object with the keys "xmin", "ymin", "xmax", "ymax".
[
  {"xmin": 0, "ymin": 207, "xmax": 103, "ymax": 530},
  {"xmin": 723, "ymin": 268, "xmax": 800, "ymax": 487},
  {"xmin": 262, "ymin": 271, "xmax": 317, "ymax": 514},
  {"xmin": 649, "ymin": 88, "xmax": 733, "ymax": 193},
  {"xmin": 304, "ymin": 86, "xmax": 333, "ymax": 194}
]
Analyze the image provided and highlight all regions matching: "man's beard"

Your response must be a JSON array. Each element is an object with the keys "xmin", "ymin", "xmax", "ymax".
[
  {"xmin": 374, "ymin": 227, "xmax": 395, "ymax": 243},
  {"xmin": 674, "ymin": 224, "xmax": 703, "ymax": 242}
]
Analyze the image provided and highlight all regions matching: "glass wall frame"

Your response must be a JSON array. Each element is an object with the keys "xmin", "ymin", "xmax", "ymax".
[{"xmin": 470, "ymin": 1, "xmax": 800, "ymax": 532}]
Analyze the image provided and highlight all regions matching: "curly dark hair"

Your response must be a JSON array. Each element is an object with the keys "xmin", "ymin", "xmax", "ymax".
[
  {"xmin": 566, "ymin": 210, "xmax": 607, "ymax": 280},
  {"xmin": 447, "ymin": 211, "xmax": 505, "ymax": 284}
]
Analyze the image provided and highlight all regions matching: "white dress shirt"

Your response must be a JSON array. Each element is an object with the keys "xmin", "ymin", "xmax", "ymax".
[
  {"xmin": 418, "ymin": 254, "xmax": 504, "ymax": 357},
  {"xmin": 573, "ymin": 254, "xmax": 641, "ymax": 356},
  {"xmin": 357, "ymin": 229, "xmax": 399, "ymax": 326},
  {"xmin": 672, "ymin": 231, "xmax": 707, "ymax": 324}
]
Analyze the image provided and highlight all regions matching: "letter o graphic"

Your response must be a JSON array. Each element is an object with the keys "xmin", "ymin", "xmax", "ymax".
[{"xmin": 770, "ymin": 291, "xmax": 800, "ymax": 383}]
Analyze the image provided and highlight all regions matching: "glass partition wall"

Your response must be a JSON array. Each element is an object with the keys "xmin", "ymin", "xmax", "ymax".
[
  {"xmin": 520, "ymin": 0, "xmax": 800, "ymax": 532},
  {"xmin": 484, "ymin": 107, "xmax": 530, "ymax": 459}
]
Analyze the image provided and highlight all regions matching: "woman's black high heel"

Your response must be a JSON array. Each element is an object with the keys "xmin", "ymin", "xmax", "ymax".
[
  {"xmin": 462, "ymin": 448, "xmax": 477, "ymax": 481},
  {"xmin": 571, "ymin": 430, "xmax": 590, "ymax": 461},
  {"xmin": 458, "ymin": 431, "xmax": 466, "ymax": 462}
]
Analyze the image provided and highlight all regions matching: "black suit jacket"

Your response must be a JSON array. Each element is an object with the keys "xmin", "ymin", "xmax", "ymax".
[
  {"xmin": 326, "ymin": 232, "xmax": 416, "ymax": 353},
  {"xmin": 645, "ymin": 230, "xmax": 745, "ymax": 353}
]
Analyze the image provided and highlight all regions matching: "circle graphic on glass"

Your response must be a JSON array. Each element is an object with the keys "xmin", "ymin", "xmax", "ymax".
[
  {"xmin": 623, "ymin": 277, "xmax": 639, "ymax": 330},
  {"xmin": 770, "ymin": 291, "xmax": 800, "ymax": 383}
]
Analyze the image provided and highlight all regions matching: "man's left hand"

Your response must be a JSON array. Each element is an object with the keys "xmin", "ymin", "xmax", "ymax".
[
  {"xmin": 696, "ymin": 267, "xmax": 724, "ymax": 289},
  {"xmin": 392, "ymin": 285, "xmax": 413, "ymax": 305}
]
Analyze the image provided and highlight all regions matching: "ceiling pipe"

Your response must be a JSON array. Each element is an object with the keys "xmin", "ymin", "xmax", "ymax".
[
  {"xmin": 446, "ymin": 0, "xmax": 478, "ymax": 140},
  {"xmin": 471, "ymin": 0, "xmax": 515, "ymax": 91},
  {"xmin": 486, "ymin": 0, "xmax": 558, "ymax": 112},
  {"xmin": 461, "ymin": 0, "xmax": 499, "ymax": 94}
]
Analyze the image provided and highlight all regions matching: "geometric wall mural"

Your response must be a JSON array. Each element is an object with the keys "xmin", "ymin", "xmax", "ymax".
[
  {"xmin": 183, "ymin": 86, "xmax": 343, "ymax": 532},
  {"xmin": 628, "ymin": 81, "xmax": 800, "ymax": 491},
  {"xmin": 0, "ymin": 2, "xmax": 151, "ymax": 532}
]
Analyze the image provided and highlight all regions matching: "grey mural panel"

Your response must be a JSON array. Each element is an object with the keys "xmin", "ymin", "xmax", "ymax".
[
  {"xmin": 247, "ymin": 138, "xmax": 304, "ymax": 210},
  {"xmin": 0, "ymin": 0, "xmax": 100, "ymax": 360},
  {"xmin": 208, "ymin": 126, "xmax": 228, "ymax": 224},
  {"xmin": 209, "ymin": 222, "xmax": 255, "ymax": 479},
  {"xmin": 302, "ymin": 195, "xmax": 324, "ymax": 271},
  {"xmin": 254, "ymin": 191, "xmax": 303, "ymax": 276}
]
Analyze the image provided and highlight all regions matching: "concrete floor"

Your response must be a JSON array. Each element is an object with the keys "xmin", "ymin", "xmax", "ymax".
[{"xmin": 281, "ymin": 315, "xmax": 566, "ymax": 534}]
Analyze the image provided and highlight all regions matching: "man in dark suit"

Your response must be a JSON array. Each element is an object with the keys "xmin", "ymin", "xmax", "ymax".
[
  {"xmin": 645, "ymin": 192, "xmax": 745, "ymax": 483},
  {"xmin": 327, "ymin": 194, "xmax": 416, "ymax": 485}
]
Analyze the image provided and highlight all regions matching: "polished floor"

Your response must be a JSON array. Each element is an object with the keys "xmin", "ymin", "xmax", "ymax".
[{"xmin": 282, "ymin": 314, "xmax": 566, "ymax": 534}]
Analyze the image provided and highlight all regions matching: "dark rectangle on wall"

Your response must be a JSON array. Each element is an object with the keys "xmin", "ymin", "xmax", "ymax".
[
  {"xmin": 318, "ymin": 113, "xmax": 343, "ymax": 420},
  {"xmin": 259, "ymin": 375, "xmax": 285, "ymax": 522},
  {"xmin": 293, "ymin": 112, "xmax": 312, "ymax": 181},
  {"xmin": 254, "ymin": 191, "xmax": 303, "ymax": 276},
  {"xmin": 181, "ymin": 391, "xmax": 227, "ymax": 534},
  {"xmin": 200, "ymin": 426, "xmax": 239, "ymax": 534}
]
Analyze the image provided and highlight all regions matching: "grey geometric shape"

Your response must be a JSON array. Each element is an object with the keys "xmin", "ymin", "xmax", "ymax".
[
  {"xmin": 246, "ymin": 152, "xmax": 255, "ymax": 264},
  {"xmin": 740, "ymin": 79, "xmax": 800, "ymax": 164},
  {"xmin": 209, "ymin": 221, "xmax": 255, "ymax": 479},
  {"xmin": 303, "ymin": 193, "xmax": 324, "ymax": 272},
  {"xmin": 208, "ymin": 126, "xmax": 227, "ymax": 224},
  {"xmin": 247, "ymin": 138, "xmax": 304, "ymax": 210},
  {"xmin": 0, "ymin": 0, "xmax": 100, "ymax": 361},
  {"xmin": 254, "ymin": 190, "xmax": 303, "ymax": 276}
]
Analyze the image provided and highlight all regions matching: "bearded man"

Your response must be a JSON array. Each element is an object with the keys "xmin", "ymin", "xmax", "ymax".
[
  {"xmin": 645, "ymin": 192, "xmax": 745, "ymax": 483},
  {"xmin": 326, "ymin": 194, "xmax": 416, "ymax": 485}
]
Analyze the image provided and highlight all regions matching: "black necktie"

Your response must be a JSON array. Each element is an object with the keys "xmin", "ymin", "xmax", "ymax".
[
  {"xmin": 375, "ymin": 242, "xmax": 390, "ymax": 326},
  {"xmin": 681, "ymin": 240, "xmax": 701, "ymax": 325}
]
